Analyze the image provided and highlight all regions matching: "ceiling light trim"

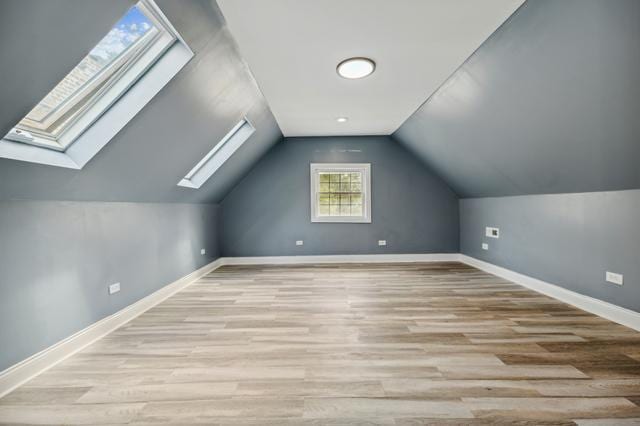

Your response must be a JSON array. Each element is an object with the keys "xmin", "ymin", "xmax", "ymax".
[{"xmin": 336, "ymin": 57, "xmax": 376, "ymax": 79}]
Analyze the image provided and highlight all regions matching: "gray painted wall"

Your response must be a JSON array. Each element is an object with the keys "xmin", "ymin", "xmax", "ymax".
[
  {"xmin": 0, "ymin": 201, "xmax": 219, "ymax": 371},
  {"xmin": 221, "ymin": 136, "xmax": 459, "ymax": 256},
  {"xmin": 0, "ymin": 0, "xmax": 281, "ymax": 204},
  {"xmin": 460, "ymin": 190, "xmax": 640, "ymax": 313},
  {"xmin": 395, "ymin": 0, "xmax": 640, "ymax": 197}
]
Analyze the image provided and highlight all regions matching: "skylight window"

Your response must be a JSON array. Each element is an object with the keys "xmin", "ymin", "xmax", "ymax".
[
  {"xmin": 5, "ymin": 0, "xmax": 176, "ymax": 151},
  {"xmin": 178, "ymin": 119, "xmax": 256, "ymax": 189}
]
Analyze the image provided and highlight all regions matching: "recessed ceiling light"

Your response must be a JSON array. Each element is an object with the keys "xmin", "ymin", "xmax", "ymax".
[
  {"xmin": 337, "ymin": 57, "xmax": 375, "ymax": 79},
  {"xmin": 336, "ymin": 117, "xmax": 348, "ymax": 123}
]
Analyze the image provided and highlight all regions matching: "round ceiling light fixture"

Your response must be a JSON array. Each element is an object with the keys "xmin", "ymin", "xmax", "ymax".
[
  {"xmin": 337, "ymin": 57, "xmax": 376, "ymax": 79},
  {"xmin": 336, "ymin": 117, "xmax": 348, "ymax": 123}
]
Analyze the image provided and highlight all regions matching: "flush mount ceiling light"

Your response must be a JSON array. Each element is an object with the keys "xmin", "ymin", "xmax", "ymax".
[
  {"xmin": 336, "ymin": 117, "xmax": 348, "ymax": 123},
  {"xmin": 336, "ymin": 57, "xmax": 375, "ymax": 79}
]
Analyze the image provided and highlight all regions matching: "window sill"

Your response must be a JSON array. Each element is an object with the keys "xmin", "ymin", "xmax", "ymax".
[{"xmin": 311, "ymin": 217, "xmax": 371, "ymax": 223}]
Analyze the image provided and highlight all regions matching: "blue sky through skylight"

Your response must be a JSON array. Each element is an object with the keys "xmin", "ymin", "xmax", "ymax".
[{"xmin": 90, "ymin": 5, "xmax": 155, "ymax": 66}]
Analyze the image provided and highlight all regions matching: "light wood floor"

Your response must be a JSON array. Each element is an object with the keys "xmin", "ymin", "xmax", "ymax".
[{"xmin": 1, "ymin": 262, "xmax": 640, "ymax": 425}]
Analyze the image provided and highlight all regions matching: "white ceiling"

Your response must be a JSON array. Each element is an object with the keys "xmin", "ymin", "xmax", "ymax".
[{"xmin": 217, "ymin": 0, "xmax": 524, "ymax": 137}]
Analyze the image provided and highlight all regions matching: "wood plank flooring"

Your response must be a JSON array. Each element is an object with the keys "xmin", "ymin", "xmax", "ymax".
[{"xmin": 1, "ymin": 262, "xmax": 640, "ymax": 424}]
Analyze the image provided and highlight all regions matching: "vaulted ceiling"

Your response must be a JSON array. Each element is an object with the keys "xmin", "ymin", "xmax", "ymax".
[
  {"xmin": 394, "ymin": 0, "xmax": 640, "ymax": 197},
  {"xmin": 0, "ymin": 0, "xmax": 281, "ymax": 203},
  {"xmin": 1, "ymin": 0, "xmax": 638, "ymax": 203},
  {"xmin": 0, "ymin": 0, "xmax": 134, "ymax": 139},
  {"xmin": 217, "ymin": 0, "xmax": 523, "ymax": 137}
]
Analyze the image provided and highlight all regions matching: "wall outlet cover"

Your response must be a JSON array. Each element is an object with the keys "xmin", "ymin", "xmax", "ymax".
[
  {"xmin": 200, "ymin": 248, "xmax": 206, "ymax": 255},
  {"xmin": 605, "ymin": 271, "xmax": 624, "ymax": 286},
  {"xmin": 295, "ymin": 240, "xmax": 304, "ymax": 246},
  {"xmin": 485, "ymin": 227, "xmax": 500, "ymax": 238},
  {"xmin": 378, "ymin": 240, "xmax": 387, "ymax": 246},
  {"xmin": 482, "ymin": 243, "xmax": 489, "ymax": 250},
  {"xmin": 108, "ymin": 283, "xmax": 121, "ymax": 295}
]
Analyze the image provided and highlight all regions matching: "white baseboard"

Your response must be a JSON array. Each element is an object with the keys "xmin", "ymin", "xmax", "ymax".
[
  {"xmin": 220, "ymin": 253, "xmax": 460, "ymax": 265},
  {"xmin": 225, "ymin": 254, "xmax": 640, "ymax": 332},
  {"xmin": 3, "ymin": 252, "xmax": 638, "ymax": 399},
  {"xmin": 0, "ymin": 253, "xmax": 455, "ymax": 397},
  {"xmin": 460, "ymin": 255, "xmax": 640, "ymax": 332},
  {"xmin": 0, "ymin": 258, "xmax": 225, "ymax": 398}
]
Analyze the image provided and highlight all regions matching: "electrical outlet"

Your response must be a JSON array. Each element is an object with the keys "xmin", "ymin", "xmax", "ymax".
[
  {"xmin": 295, "ymin": 240, "xmax": 304, "ymax": 246},
  {"xmin": 605, "ymin": 271, "xmax": 623, "ymax": 286},
  {"xmin": 485, "ymin": 227, "xmax": 500, "ymax": 238},
  {"xmin": 482, "ymin": 243, "xmax": 489, "ymax": 250},
  {"xmin": 200, "ymin": 248, "xmax": 206, "ymax": 255},
  {"xmin": 108, "ymin": 283, "xmax": 121, "ymax": 295},
  {"xmin": 378, "ymin": 240, "xmax": 387, "ymax": 246}
]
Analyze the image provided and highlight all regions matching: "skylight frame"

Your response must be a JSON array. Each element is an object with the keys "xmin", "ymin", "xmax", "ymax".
[
  {"xmin": 14, "ymin": 19, "xmax": 160, "ymax": 140},
  {"xmin": 4, "ymin": 0, "xmax": 176, "ymax": 152},
  {"xmin": 178, "ymin": 118, "xmax": 256, "ymax": 189},
  {"xmin": 0, "ymin": 0, "xmax": 193, "ymax": 170}
]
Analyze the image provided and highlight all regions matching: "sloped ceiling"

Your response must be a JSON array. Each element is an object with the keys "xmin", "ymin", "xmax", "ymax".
[
  {"xmin": 394, "ymin": 0, "xmax": 640, "ymax": 198},
  {"xmin": 217, "ymin": 0, "xmax": 523, "ymax": 137},
  {"xmin": 0, "ymin": 0, "xmax": 134, "ymax": 138},
  {"xmin": 0, "ymin": 0, "xmax": 282, "ymax": 203},
  {"xmin": 3, "ymin": 0, "xmax": 638, "ymax": 203}
]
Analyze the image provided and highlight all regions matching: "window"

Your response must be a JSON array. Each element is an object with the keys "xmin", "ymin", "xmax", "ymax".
[
  {"xmin": 6, "ymin": 1, "xmax": 174, "ymax": 151},
  {"xmin": 0, "ymin": 0, "xmax": 193, "ymax": 169},
  {"xmin": 310, "ymin": 163, "xmax": 371, "ymax": 223},
  {"xmin": 178, "ymin": 118, "xmax": 255, "ymax": 189}
]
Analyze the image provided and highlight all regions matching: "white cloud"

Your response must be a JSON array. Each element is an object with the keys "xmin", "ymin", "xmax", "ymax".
[{"xmin": 90, "ymin": 27, "xmax": 139, "ymax": 62}]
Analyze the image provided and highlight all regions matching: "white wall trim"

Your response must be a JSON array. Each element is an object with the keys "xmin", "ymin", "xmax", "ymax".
[
  {"xmin": 220, "ymin": 253, "xmax": 460, "ymax": 265},
  {"xmin": 0, "ymin": 258, "xmax": 224, "ymax": 398},
  {"xmin": 3, "ymin": 252, "xmax": 638, "ymax": 399},
  {"xmin": 0, "ymin": 253, "xmax": 455, "ymax": 397},
  {"xmin": 225, "ymin": 254, "xmax": 640, "ymax": 332},
  {"xmin": 460, "ymin": 255, "xmax": 640, "ymax": 332}
]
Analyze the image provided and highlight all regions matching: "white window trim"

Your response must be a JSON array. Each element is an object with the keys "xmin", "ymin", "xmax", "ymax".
[
  {"xmin": 310, "ymin": 163, "xmax": 372, "ymax": 223},
  {"xmin": 178, "ymin": 118, "xmax": 256, "ymax": 189},
  {"xmin": 0, "ymin": 0, "xmax": 193, "ymax": 169},
  {"xmin": 8, "ymin": 1, "xmax": 171, "ymax": 151}
]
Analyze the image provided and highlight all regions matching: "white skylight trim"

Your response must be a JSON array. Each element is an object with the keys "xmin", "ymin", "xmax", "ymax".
[
  {"xmin": 0, "ymin": 0, "xmax": 193, "ymax": 169},
  {"xmin": 178, "ymin": 118, "xmax": 255, "ymax": 189}
]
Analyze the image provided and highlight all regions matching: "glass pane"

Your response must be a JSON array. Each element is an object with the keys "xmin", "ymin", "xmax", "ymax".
[
  {"xmin": 319, "ymin": 193, "xmax": 330, "ymax": 204},
  {"xmin": 19, "ymin": 5, "xmax": 156, "ymax": 127},
  {"xmin": 314, "ymin": 167, "xmax": 367, "ymax": 219}
]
